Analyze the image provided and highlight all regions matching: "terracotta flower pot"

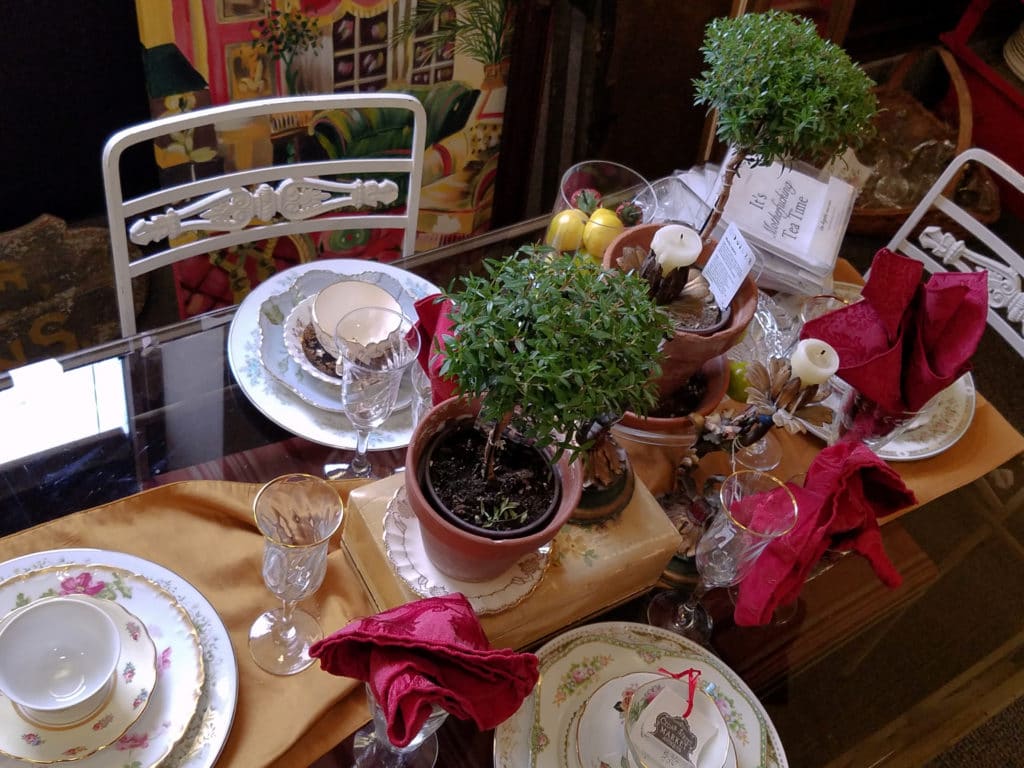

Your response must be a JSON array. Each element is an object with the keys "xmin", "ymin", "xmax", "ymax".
[
  {"xmin": 603, "ymin": 223, "xmax": 758, "ymax": 399},
  {"xmin": 404, "ymin": 396, "xmax": 584, "ymax": 582},
  {"xmin": 611, "ymin": 354, "xmax": 731, "ymax": 496}
]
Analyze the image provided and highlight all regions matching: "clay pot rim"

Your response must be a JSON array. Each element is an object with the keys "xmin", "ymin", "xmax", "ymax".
[
  {"xmin": 618, "ymin": 353, "xmax": 730, "ymax": 430},
  {"xmin": 405, "ymin": 396, "xmax": 583, "ymax": 551},
  {"xmin": 420, "ymin": 420, "xmax": 562, "ymax": 540}
]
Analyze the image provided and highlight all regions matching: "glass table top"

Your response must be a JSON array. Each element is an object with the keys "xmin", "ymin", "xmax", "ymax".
[{"xmin": 1, "ymin": 218, "xmax": 1023, "ymax": 768}]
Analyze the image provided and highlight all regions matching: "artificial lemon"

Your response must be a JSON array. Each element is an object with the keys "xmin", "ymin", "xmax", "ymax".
[
  {"xmin": 545, "ymin": 208, "xmax": 589, "ymax": 252},
  {"xmin": 726, "ymin": 359, "xmax": 751, "ymax": 403},
  {"xmin": 582, "ymin": 208, "xmax": 625, "ymax": 260}
]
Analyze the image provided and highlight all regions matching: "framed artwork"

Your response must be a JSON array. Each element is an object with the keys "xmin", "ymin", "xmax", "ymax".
[
  {"xmin": 218, "ymin": 0, "xmax": 264, "ymax": 23},
  {"xmin": 225, "ymin": 43, "xmax": 275, "ymax": 100}
]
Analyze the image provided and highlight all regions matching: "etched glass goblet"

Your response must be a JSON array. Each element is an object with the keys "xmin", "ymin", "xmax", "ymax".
[
  {"xmin": 352, "ymin": 683, "xmax": 449, "ymax": 768},
  {"xmin": 647, "ymin": 470, "xmax": 798, "ymax": 645},
  {"xmin": 249, "ymin": 474, "xmax": 344, "ymax": 675},
  {"xmin": 332, "ymin": 306, "xmax": 421, "ymax": 479}
]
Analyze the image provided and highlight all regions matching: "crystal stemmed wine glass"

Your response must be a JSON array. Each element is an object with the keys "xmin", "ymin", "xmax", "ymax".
[
  {"xmin": 249, "ymin": 474, "xmax": 344, "ymax": 675},
  {"xmin": 352, "ymin": 683, "xmax": 449, "ymax": 768},
  {"xmin": 331, "ymin": 306, "xmax": 421, "ymax": 480},
  {"xmin": 647, "ymin": 470, "xmax": 798, "ymax": 645}
]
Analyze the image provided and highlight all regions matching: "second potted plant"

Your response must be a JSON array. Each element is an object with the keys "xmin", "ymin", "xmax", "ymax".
[
  {"xmin": 605, "ymin": 9, "xmax": 877, "ymax": 424},
  {"xmin": 406, "ymin": 247, "xmax": 673, "ymax": 580}
]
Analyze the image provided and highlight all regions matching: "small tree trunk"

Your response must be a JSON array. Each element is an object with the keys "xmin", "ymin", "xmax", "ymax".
[
  {"xmin": 483, "ymin": 412, "xmax": 513, "ymax": 485},
  {"xmin": 700, "ymin": 149, "xmax": 746, "ymax": 241}
]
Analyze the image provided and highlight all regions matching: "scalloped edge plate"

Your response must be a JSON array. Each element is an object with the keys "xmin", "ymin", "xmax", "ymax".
[
  {"xmin": 383, "ymin": 488, "xmax": 551, "ymax": 616},
  {"xmin": 0, "ymin": 597, "xmax": 157, "ymax": 764}
]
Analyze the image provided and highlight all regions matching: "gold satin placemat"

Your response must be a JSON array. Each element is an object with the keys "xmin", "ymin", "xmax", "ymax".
[{"xmin": 0, "ymin": 479, "xmax": 374, "ymax": 768}]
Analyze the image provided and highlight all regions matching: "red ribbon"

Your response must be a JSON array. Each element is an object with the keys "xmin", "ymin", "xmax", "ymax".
[{"xmin": 658, "ymin": 667, "xmax": 701, "ymax": 718}]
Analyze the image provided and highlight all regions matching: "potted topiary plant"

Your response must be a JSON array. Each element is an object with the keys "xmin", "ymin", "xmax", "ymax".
[
  {"xmin": 605, "ymin": 9, "xmax": 877, "ymax": 420},
  {"xmin": 693, "ymin": 9, "xmax": 878, "ymax": 241},
  {"xmin": 405, "ymin": 246, "xmax": 673, "ymax": 580}
]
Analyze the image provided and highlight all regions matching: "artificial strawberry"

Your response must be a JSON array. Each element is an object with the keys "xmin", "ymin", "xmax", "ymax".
[
  {"xmin": 569, "ymin": 188, "xmax": 602, "ymax": 215},
  {"xmin": 615, "ymin": 201, "xmax": 644, "ymax": 226}
]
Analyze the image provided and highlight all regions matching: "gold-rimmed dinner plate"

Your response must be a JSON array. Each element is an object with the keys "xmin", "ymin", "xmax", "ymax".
[
  {"xmin": 493, "ymin": 621, "xmax": 787, "ymax": 768},
  {"xmin": 0, "ymin": 550, "xmax": 236, "ymax": 768}
]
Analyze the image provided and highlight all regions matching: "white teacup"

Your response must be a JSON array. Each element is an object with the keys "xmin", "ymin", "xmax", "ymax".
[
  {"xmin": 0, "ymin": 597, "xmax": 120, "ymax": 726},
  {"xmin": 311, "ymin": 280, "xmax": 402, "ymax": 357}
]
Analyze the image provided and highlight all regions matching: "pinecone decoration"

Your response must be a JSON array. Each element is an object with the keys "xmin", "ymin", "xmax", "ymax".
[{"xmin": 743, "ymin": 358, "xmax": 833, "ymax": 433}]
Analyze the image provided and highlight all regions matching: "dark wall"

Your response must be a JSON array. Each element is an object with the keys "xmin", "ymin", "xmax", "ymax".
[{"xmin": 0, "ymin": 1, "xmax": 155, "ymax": 230}]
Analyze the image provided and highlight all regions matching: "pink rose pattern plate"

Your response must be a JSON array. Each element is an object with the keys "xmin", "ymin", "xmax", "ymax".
[
  {"xmin": 0, "ymin": 596, "xmax": 157, "ymax": 763},
  {"xmin": 0, "ymin": 564, "xmax": 204, "ymax": 768}
]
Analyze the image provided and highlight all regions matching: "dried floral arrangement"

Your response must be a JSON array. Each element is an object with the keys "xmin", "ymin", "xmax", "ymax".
[{"xmin": 658, "ymin": 356, "xmax": 834, "ymax": 559}]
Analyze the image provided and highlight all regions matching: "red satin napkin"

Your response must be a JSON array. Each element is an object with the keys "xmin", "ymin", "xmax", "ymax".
[
  {"xmin": 308, "ymin": 594, "xmax": 539, "ymax": 747},
  {"xmin": 733, "ymin": 441, "xmax": 917, "ymax": 626},
  {"xmin": 800, "ymin": 248, "xmax": 988, "ymax": 413},
  {"xmin": 414, "ymin": 294, "xmax": 459, "ymax": 405}
]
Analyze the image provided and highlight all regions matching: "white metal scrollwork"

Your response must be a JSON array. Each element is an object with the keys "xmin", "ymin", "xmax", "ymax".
[
  {"xmin": 918, "ymin": 225, "xmax": 1024, "ymax": 332},
  {"xmin": 128, "ymin": 177, "xmax": 399, "ymax": 246}
]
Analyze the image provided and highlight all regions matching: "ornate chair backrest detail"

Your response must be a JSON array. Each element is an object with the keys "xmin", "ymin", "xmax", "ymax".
[
  {"xmin": 103, "ymin": 93, "xmax": 427, "ymax": 337},
  {"xmin": 886, "ymin": 147, "xmax": 1024, "ymax": 359}
]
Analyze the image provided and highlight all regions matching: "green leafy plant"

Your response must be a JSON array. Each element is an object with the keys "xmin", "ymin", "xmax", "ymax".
[
  {"xmin": 694, "ymin": 10, "xmax": 877, "ymax": 239},
  {"xmin": 252, "ymin": 3, "xmax": 322, "ymax": 95},
  {"xmin": 441, "ymin": 245, "xmax": 674, "ymax": 478},
  {"xmin": 473, "ymin": 497, "xmax": 525, "ymax": 529},
  {"xmin": 393, "ymin": 0, "xmax": 511, "ymax": 67}
]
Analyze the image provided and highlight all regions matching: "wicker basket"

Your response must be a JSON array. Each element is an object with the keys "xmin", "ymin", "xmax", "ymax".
[{"xmin": 848, "ymin": 46, "xmax": 1001, "ymax": 238}]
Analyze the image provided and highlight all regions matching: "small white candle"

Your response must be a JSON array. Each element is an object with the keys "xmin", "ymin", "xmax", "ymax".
[
  {"xmin": 651, "ymin": 224, "xmax": 702, "ymax": 277},
  {"xmin": 790, "ymin": 339, "xmax": 840, "ymax": 386}
]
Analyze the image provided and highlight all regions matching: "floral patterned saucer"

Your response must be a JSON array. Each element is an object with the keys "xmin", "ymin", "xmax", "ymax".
[
  {"xmin": 0, "ymin": 562, "xmax": 205, "ymax": 768},
  {"xmin": 574, "ymin": 672, "xmax": 659, "ymax": 768},
  {"xmin": 384, "ymin": 489, "xmax": 550, "ymax": 615},
  {"xmin": 493, "ymin": 621, "xmax": 786, "ymax": 768},
  {"xmin": 0, "ymin": 596, "xmax": 156, "ymax": 764}
]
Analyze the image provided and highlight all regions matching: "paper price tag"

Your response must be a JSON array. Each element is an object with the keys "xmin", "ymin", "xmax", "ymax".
[{"xmin": 704, "ymin": 223, "xmax": 756, "ymax": 308}]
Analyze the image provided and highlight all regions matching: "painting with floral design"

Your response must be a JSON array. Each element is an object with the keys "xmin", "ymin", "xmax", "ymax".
[{"xmin": 133, "ymin": 0, "xmax": 513, "ymax": 320}]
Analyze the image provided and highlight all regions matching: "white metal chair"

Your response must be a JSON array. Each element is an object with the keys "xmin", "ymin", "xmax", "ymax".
[
  {"xmin": 839, "ymin": 147, "xmax": 1024, "ymax": 674},
  {"xmin": 886, "ymin": 147, "xmax": 1024, "ymax": 359},
  {"xmin": 103, "ymin": 93, "xmax": 427, "ymax": 337},
  {"xmin": 887, "ymin": 145, "xmax": 1024, "ymax": 516}
]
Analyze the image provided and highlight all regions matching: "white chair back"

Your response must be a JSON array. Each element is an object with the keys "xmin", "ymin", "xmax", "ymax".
[
  {"xmin": 887, "ymin": 147, "xmax": 1024, "ymax": 359},
  {"xmin": 103, "ymin": 93, "xmax": 427, "ymax": 337}
]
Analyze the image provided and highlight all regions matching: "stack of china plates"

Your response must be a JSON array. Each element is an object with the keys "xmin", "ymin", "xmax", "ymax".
[
  {"xmin": 494, "ymin": 621, "xmax": 789, "ymax": 768},
  {"xmin": 1003, "ymin": 23, "xmax": 1024, "ymax": 82},
  {"xmin": 0, "ymin": 549, "xmax": 238, "ymax": 768},
  {"xmin": 227, "ymin": 259, "xmax": 440, "ymax": 451}
]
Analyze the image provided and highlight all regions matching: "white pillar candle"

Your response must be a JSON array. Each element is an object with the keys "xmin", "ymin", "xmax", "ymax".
[
  {"xmin": 651, "ymin": 224, "xmax": 702, "ymax": 277},
  {"xmin": 790, "ymin": 339, "xmax": 839, "ymax": 386}
]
